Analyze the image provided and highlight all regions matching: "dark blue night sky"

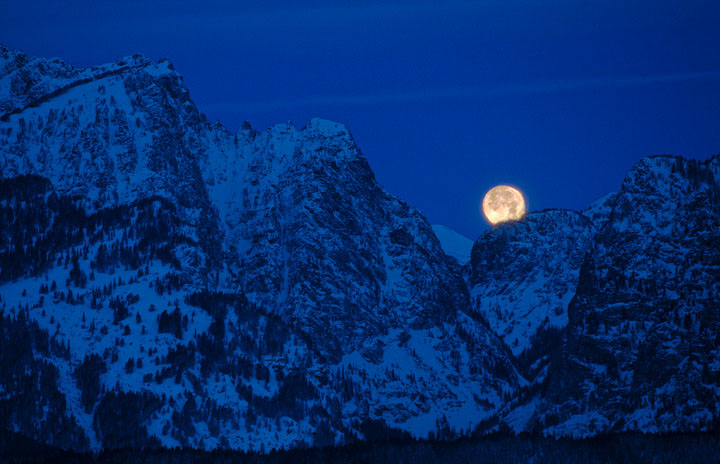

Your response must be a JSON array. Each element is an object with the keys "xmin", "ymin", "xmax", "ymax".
[{"xmin": 3, "ymin": 0, "xmax": 719, "ymax": 237}]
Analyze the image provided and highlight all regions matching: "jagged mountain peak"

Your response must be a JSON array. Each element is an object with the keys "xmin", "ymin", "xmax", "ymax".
[
  {"xmin": 2, "ymin": 45, "xmax": 717, "ymax": 452},
  {"xmin": 621, "ymin": 154, "xmax": 716, "ymax": 194},
  {"xmin": 487, "ymin": 208, "xmax": 592, "ymax": 231},
  {"xmin": 0, "ymin": 42, "xmax": 32, "ymax": 72},
  {"xmin": 0, "ymin": 42, "xmax": 163, "ymax": 78},
  {"xmin": 471, "ymin": 209, "xmax": 594, "ymax": 263},
  {"xmin": 303, "ymin": 117, "xmax": 352, "ymax": 138},
  {"xmin": 258, "ymin": 117, "xmax": 357, "ymax": 157},
  {"xmin": 0, "ymin": 44, "xmax": 179, "ymax": 122},
  {"xmin": 0, "ymin": 47, "xmax": 520, "ymax": 450}
]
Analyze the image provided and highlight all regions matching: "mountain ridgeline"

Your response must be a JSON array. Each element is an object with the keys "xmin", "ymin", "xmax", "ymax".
[{"xmin": 0, "ymin": 45, "xmax": 718, "ymax": 452}]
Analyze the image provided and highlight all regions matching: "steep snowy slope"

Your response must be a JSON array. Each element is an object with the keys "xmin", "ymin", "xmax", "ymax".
[
  {"xmin": 468, "ymin": 210, "xmax": 594, "ymax": 369},
  {"xmin": 202, "ymin": 119, "xmax": 475, "ymax": 360},
  {"xmin": 581, "ymin": 192, "xmax": 618, "ymax": 228},
  {"xmin": 0, "ymin": 44, "xmax": 226, "ymax": 286},
  {"xmin": 431, "ymin": 225, "xmax": 474, "ymax": 265},
  {"xmin": 0, "ymin": 45, "xmax": 520, "ymax": 451}
]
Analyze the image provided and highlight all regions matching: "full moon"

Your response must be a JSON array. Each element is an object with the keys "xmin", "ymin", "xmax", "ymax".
[{"xmin": 482, "ymin": 185, "xmax": 526, "ymax": 225}]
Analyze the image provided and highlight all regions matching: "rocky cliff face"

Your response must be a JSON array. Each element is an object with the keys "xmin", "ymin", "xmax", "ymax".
[
  {"xmin": 0, "ymin": 43, "xmax": 226, "ymax": 284},
  {"xmin": 0, "ymin": 45, "xmax": 519, "ymax": 451},
  {"xmin": 468, "ymin": 210, "xmax": 595, "ymax": 382},
  {"xmin": 205, "ymin": 118, "xmax": 474, "ymax": 360},
  {"xmin": 534, "ymin": 155, "xmax": 720, "ymax": 435},
  {"xmin": 478, "ymin": 155, "xmax": 720, "ymax": 435}
]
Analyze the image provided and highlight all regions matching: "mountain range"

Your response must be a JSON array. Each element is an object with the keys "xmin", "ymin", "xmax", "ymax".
[{"xmin": 0, "ymin": 45, "xmax": 718, "ymax": 452}]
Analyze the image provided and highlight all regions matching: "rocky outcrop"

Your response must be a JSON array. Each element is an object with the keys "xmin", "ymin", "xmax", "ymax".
[
  {"xmin": 468, "ymin": 209, "xmax": 594, "ymax": 381},
  {"xmin": 494, "ymin": 155, "xmax": 720, "ymax": 435}
]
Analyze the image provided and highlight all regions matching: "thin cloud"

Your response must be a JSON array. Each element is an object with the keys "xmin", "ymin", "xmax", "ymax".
[{"xmin": 203, "ymin": 70, "xmax": 720, "ymax": 113}]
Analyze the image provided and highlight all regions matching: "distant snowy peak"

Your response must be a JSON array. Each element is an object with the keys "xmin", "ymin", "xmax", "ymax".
[
  {"xmin": 581, "ymin": 192, "xmax": 617, "ymax": 229},
  {"xmin": 431, "ymin": 225, "xmax": 474, "ymax": 264}
]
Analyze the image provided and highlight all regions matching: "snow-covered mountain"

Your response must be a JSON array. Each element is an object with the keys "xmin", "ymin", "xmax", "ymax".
[
  {"xmin": 0, "ymin": 44, "xmax": 519, "ymax": 451},
  {"xmin": 0, "ymin": 44, "xmax": 718, "ymax": 452},
  {"xmin": 431, "ymin": 225, "xmax": 473, "ymax": 265},
  {"xmin": 478, "ymin": 155, "xmax": 720, "ymax": 435},
  {"xmin": 468, "ymin": 209, "xmax": 595, "ymax": 382},
  {"xmin": 530, "ymin": 155, "xmax": 720, "ymax": 436}
]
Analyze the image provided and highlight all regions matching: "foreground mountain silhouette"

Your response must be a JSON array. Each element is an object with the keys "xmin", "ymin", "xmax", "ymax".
[{"xmin": 0, "ymin": 44, "xmax": 718, "ymax": 451}]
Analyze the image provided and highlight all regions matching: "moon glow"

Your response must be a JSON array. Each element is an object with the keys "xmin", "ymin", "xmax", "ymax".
[{"xmin": 482, "ymin": 185, "xmax": 526, "ymax": 225}]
